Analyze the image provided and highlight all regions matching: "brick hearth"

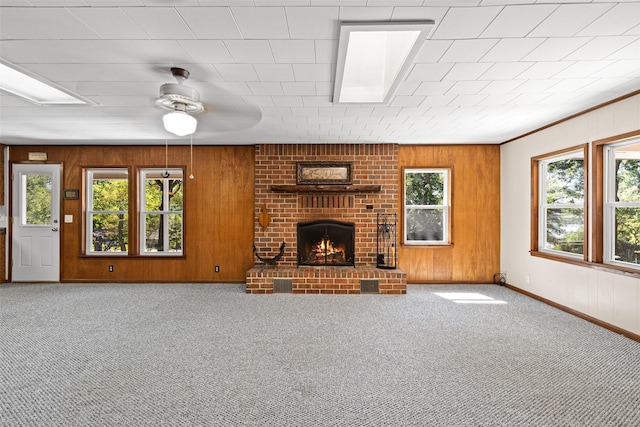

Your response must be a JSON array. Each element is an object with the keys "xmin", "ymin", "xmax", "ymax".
[
  {"xmin": 248, "ymin": 144, "xmax": 405, "ymax": 294},
  {"xmin": 246, "ymin": 266, "xmax": 406, "ymax": 294}
]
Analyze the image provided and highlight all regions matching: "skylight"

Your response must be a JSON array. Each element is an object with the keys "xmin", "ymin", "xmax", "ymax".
[
  {"xmin": 333, "ymin": 21, "xmax": 435, "ymax": 104},
  {"xmin": 0, "ymin": 60, "xmax": 90, "ymax": 105}
]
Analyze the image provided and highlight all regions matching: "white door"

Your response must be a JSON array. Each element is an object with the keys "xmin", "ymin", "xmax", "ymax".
[{"xmin": 12, "ymin": 164, "xmax": 61, "ymax": 282}]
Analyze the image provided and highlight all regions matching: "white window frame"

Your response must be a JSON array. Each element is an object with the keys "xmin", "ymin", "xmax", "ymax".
[
  {"xmin": 86, "ymin": 168, "xmax": 129, "ymax": 255},
  {"xmin": 603, "ymin": 138, "xmax": 640, "ymax": 269},
  {"xmin": 403, "ymin": 168, "xmax": 450, "ymax": 245},
  {"xmin": 538, "ymin": 150, "xmax": 585, "ymax": 259},
  {"xmin": 139, "ymin": 168, "xmax": 184, "ymax": 256}
]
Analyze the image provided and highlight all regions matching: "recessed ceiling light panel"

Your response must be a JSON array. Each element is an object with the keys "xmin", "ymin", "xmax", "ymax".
[
  {"xmin": 0, "ymin": 60, "xmax": 93, "ymax": 106},
  {"xmin": 333, "ymin": 21, "xmax": 435, "ymax": 104}
]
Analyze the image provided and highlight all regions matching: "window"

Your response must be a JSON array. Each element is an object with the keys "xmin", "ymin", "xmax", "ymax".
[
  {"xmin": 140, "ymin": 169, "xmax": 183, "ymax": 255},
  {"xmin": 538, "ymin": 150, "xmax": 585, "ymax": 257},
  {"xmin": 603, "ymin": 138, "xmax": 640, "ymax": 269},
  {"xmin": 403, "ymin": 168, "xmax": 450, "ymax": 244},
  {"xmin": 86, "ymin": 169, "xmax": 129, "ymax": 254}
]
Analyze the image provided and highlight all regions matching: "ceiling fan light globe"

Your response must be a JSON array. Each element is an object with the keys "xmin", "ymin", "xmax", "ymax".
[{"xmin": 163, "ymin": 111, "xmax": 197, "ymax": 136}]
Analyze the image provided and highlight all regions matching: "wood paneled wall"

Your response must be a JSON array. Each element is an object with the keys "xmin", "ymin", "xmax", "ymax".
[
  {"xmin": 398, "ymin": 145, "xmax": 500, "ymax": 283},
  {"xmin": 8, "ymin": 145, "xmax": 254, "ymax": 283}
]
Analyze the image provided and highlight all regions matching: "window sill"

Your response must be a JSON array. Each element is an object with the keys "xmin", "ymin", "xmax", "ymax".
[
  {"xmin": 80, "ymin": 254, "xmax": 186, "ymax": 259},
  {"xmin": 530, "ymin": 250, "xmax": 640, "ymax": 279},
  {"xmin": 402, "ymin": 243, "xmax": 454, "ymax": 249}
]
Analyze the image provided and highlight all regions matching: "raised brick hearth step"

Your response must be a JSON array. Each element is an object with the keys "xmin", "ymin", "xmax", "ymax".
[{"xmin": 246, "ymin": 265, "xmax": 406, "ymax": 294}]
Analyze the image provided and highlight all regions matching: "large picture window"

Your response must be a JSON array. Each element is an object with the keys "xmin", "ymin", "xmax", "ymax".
[
  {"xmin": 86, "ymin": 169, "xmax": 129, "ymax": 254},
  {"xmin": 603, "ymin": 138, "xmax": 640, "ymax": 269},
  {"xmin": 538, "ymin": 150, "xmax": 585, "ymax": 257},
  {"xmin": 140, "ymin": 169, "xmax": 183, "ymax": 255},
  {"xmin": 403, "ymin": 168, "xmax": 450, "ymax": 244}
]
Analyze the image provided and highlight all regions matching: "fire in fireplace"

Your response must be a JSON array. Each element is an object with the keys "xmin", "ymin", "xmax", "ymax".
[{"xmin": 297, "ymin": 220, "xmax": 355, "ymax": 267}]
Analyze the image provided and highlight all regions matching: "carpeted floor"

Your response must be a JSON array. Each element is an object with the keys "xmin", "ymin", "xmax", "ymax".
[{"xmin": 1, "ymin": 283, "xmax": 639, "ymax": 426}]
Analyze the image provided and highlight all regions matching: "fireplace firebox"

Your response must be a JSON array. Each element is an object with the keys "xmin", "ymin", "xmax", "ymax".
[{"xmin": 297, "ymin": 220, "xmax": 355, "ymax": 267}]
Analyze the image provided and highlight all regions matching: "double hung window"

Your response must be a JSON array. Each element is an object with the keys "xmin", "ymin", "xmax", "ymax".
[
  {"xmin": 86, "ymin": 169, "xmax": 129, "ymax": 254},
  {"xmin": 140, "ymin": 169, "xmax": 183, "ymax": 254},
  {"xmin": 403, "ymin": 168, "xmax": 450, "ymax": 244},
  {"xmin": 603, "ymin": 139, "xmax": 640, "ymax": 268},
  {"xmin": 538, "ymin": 151, "xmax": 585, "ymax": 257}
]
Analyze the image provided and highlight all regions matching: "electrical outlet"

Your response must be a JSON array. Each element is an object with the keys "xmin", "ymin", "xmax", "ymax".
[
  {"xmin": 525, "ymin": 275, "xmax": 530, "ymax": 284},
  {"xmin": 109, "ymin": 265, "xmax": 114, "ymax": 272},
  {"xmin": 215, "ymin": 266, "xmax": 220, "ymax": 273}
]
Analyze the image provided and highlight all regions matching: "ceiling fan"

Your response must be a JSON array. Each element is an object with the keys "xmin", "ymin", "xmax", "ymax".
[{"xmin": 155, "ymin": 67, "xmax": 262, "ymax": 137}]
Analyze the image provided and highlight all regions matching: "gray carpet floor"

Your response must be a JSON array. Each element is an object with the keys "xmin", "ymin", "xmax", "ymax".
[{"xmin": 1, "ymin": 283, "xmax": 639, "ymax": 426}]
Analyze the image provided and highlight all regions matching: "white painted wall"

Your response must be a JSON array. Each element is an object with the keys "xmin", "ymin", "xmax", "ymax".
[{"xmin": 501, "ymin": 93, "xmax": 640, "ymax": 336}]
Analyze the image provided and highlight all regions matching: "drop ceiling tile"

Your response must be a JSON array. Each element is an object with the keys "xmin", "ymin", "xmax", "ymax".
[
  {"xmin": 2, "ymin": 7, "xmax": 100, "ymax": 39},
  {"xmin": 528, "ymin": 3, "xmax": 614, "ymax": 37},
  {"xmin": 176, "ymin": 7, "xmax": 242, "ymax": 39},
  {"xmin": 390, "ymin": 95, "xmax": 426, "ymax": 107},
  {"xmin": 292, "ymin": 64, "xmax": 333, "ymax": 81},
  {"xmin": 314, "ymin": 40, "xmax": 338, "ymax": 64},
  {"xmin": 431, "ymin": 6, "xmax": 502, "ymax": 39},
  {"xmin": 214, "ymin": 64, "xmax": 259, "ymax": 81},
  {"xmin": 478, "ymin": 80, "xmax": 524, "ymax": 94},
  {"xmin": 68, "ymin": 7, "xmax": 149, "ymax": 39},
  {"xmin": 607, "ymin": 39, "xmax": 640, "ymax": 60},
  {"xmin": 481, "ymin": 4, "xmax": 557, "ymax": 38},
  {"xmin": 442, "ymin": 63, "xmax": 493, "ymax": 81},
  {"xmin": 247, "ymin": 82, "xmax": 285, "ymax": 96},
  {"xmin": 482, "ymin": 38, "xmax": 545, "ymax": 61},
  {"xmin": 414, "ymin": 40, "xmax": 453, "ymax": 63},
  {"xmin": 270, "ymin": 40, "xmax": 316, "ymax": 63},
  {"xmin": 480, "ymin": 62, "xmax": 533, "ymax": 80},
  {"xmin": 130, "ymin": 40, "xmax": 195, "ymax": 64},
  {"xmin": 313, "ymin": 82, "xmax": 331, "ymax": 96},
  {"xmin": 178, "ymin": 40, "xmax": 234, "ymax": 63},
  {"xmin": 523, "ymin": 38, "xmax": 592, "ymax": 61},
  {"xmin": 440, "ymin": 39, "xmax": 499, "ymax": 62},
  {"xmin": 338, "ymin": 6, "xmax": 393, "ymax": 20},
  {"xmin": 231, "ymin": 7, "xmax": 290, "ymax": 39},
  {"xmin": 282, "ymin": 82, "xmax": 317, "ymax": 96},
  {"xmin": 548, "ymin": 79, "xmax": 596, "ymax": 93},
  {"xmin": 578, "ymin": 3, "xmax": 640, "ymax": 36},
  {"xmin": 285, "ymin": 7, "xmax": 339, "ymax": 39},
  {"xmin": 517, "ymin": 62, "xmax": 573, "ymax": 79},
  {"xmin": 271, "ymin": 96, "xmax": 304, "ymax": 107},
  {"xmin": 479, "ymin": 93, "xmax": 520, "ymax": 106},
  {"xmin": 123, "ymin": 7, "xmax": 195, "ymax": 39},
  {"xmin": 395, "ymin": 81, "xmax": 420, "ymax": 95},
  {"xmin": 419, "ymin": 95, "xmax": 457, "ymax": 107},
  {"xmin": 414, "ymin": 81, "xmax": 455, "ymax": 96},
  {"xmin": 590, "ymin": 60, "xmax": 640, "ymax": 78},
  {"xmin": 391, "ymin": 6, "xmax": 448, "ymax": 21},
  {"xmin": 554, "ymin": 61, "xmax": 614, "ymax": 79},
  {"xmin": 224, "ymin": 40, "xmax": 275, "ymax": 63},
  {"xmin": 254, "ymin": 64, "xmax": 295, "ymax": 81},
  {"xmin": 446, "ymin": 81, "xmax": 490, "ymax": 95},
  {"xmin": 302, "ymin": 96, "xmax": 332, "ymax": 107},
  {"xmin": 405, "ymin": 63, "xmax": 454, "ymax": 82},
  {"xmin": 565, "ymin": 36, "xmax": 638, "ymax": 60}
]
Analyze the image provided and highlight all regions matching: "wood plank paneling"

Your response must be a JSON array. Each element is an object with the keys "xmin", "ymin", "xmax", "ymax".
[
  {"xmin": 8, "ymin": 145, "xmax": 254, "ymax": 283},
  {"xmin": 398, "ymin": 145, "xmax": 500, "ymax": 283}
]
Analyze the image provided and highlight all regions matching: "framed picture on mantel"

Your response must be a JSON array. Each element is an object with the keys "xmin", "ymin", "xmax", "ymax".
[{"xmin": 296, "ymin": 162, "xmax": 352, "ymax": 185}]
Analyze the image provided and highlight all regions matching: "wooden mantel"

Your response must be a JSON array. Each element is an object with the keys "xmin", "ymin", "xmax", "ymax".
[{"xmin": 270, "ymin": 184, "xmax": 381, "ymax": 193}]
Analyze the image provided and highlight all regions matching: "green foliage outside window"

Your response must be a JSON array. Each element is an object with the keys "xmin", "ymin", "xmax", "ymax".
[
  {"xmin": 614, "ymin": 158, "xmax": 640, "ymax": 264},
  {"xmin": 544, "ymin": 159, "xmax": 584, "ymax": 255},
  {"xmin": 144, "ymin": 178, "xmax": 183, "ymax": 252},
  {"xmin": 25, "ymin": 174, "xmax": 52, "ymax": 225},
  {"xmin": 405, "ymin": 171, "xmax": 446, "ymax": 242},
  {"xmin": 91, "ymin": 177, "xmax": 128, "ymax": 252}
]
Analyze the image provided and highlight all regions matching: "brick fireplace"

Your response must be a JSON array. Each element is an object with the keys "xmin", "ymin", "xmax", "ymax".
[{"xmin": 246, "ymin": 144, "xmax": 406, "ymax": 294}]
